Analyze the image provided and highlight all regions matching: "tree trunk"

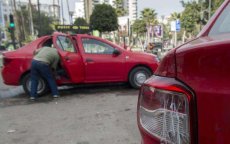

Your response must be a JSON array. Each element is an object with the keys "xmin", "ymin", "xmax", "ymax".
[{"xmin": 182, "ymin": 30, "xmax": 186, "ymax": 43}]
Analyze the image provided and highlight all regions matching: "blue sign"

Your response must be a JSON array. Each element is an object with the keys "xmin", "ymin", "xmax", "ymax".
[{"xmin": 176, "ymin": 19, "xmax": 181, "ymax": 32}]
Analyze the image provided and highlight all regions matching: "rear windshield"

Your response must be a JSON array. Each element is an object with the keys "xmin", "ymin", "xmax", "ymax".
[{"xmin": 209, "ymin": 3, "xmax": 230, "ymax": 36}]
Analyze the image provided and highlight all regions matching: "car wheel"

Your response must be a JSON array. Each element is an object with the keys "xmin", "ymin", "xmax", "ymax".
[
  {"xmin": 129, "ymin": 67, "xmax": 152, "ymax": 89},
  {"xmin": 21, "ymin": 74, "xmax": 48, "ymax": 97}
]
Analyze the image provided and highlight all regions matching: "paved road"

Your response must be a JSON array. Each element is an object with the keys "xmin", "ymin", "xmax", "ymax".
[{"xmin": 0, "ymin": 71, "xmax": 141, "ymax": 144}]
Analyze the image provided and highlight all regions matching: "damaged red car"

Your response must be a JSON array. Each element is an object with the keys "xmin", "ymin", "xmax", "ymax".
[{"xmin": 1, "ymin": 32, "xmax": 158, "ymax": 96}]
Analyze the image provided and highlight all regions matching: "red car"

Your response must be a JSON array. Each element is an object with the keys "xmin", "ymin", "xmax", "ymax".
[
  {"xmin": 1, "ymin": 33, "xmax": 158, "ymax": 96},
  {"xmin": 137, "ymin": 0, "xmax": 230, "ymax": 144}
]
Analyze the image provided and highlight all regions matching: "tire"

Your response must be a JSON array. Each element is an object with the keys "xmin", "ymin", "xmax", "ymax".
[
  {"xmin": 21, "ymin": 74, "xmax": 48, "ymax": 97},
  {"xmin": 129, "ymin": 67, "xmax": 152, "ymax": 89}
]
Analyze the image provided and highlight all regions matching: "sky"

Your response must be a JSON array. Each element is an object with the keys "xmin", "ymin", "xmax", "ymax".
[
  {"xmin": 29, "ymin": 0, "xmax": 185, "ymax": 23},
  {"xmin": 138, "ymin": 0, "xmax": 184, "ymax": 18}
]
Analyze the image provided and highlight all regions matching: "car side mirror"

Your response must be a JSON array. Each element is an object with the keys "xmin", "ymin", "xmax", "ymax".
[{"xmin": 113, "ymin": 49, "xmax": 121, "ymax": 56}]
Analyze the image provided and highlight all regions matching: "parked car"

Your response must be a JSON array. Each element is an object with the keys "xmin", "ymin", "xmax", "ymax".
[
  {"xmin": 1, "ymin": 32, "xmax": 159, "ymax": 96},
  {"xmin": 137, "ymin": 0, "xmax": 230, "ymax": 144}
]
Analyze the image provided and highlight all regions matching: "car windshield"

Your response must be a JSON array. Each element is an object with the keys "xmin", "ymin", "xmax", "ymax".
[{"xmin": 209, "ymin": 3, "xmax": 230, "ymax": 36}]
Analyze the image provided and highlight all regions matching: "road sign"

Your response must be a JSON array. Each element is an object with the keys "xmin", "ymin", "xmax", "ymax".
[
  {"xmin": 170, "ymin": 20, "xmax": 181, "ymax": 32},
  {"xmin": 176, "ymin": 19, "xmax": 181, "ymax": 32},
  {"xmin": 171, "ymin": 21, "xmax": 176, "ymax": 31},
  {"xmin": 55, "ymin": 25, "xmax": 90, "ymax": 34}
]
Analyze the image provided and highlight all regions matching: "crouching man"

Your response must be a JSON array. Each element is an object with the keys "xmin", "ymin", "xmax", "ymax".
[{"xmin": 30, "ymin": 46, "xmax": 60, "ymax": 100}]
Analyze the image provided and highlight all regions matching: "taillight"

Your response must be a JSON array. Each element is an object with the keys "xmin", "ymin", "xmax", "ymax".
[
  {"xmin": 138, "ymin": 85, "xmax": 190, "ymax": 144},
  {"xmin": 155, "ymin": 48, "xmax": 176, "ymax": 77}
]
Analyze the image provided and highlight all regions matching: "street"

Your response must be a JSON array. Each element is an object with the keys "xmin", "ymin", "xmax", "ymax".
[{"xmin": 0, "ymin": 70, "xmax": 141, "ymax": 144}]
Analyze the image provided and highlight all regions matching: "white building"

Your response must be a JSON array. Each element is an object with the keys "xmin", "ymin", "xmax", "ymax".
[
  {"xmin": 127, "ymin": 0, "xmax": 137, "ymax": 22},
  {"xmin": 73, "ymin": 0, "xmax": 137, "ymax": 24},
  {"xmin": 73, "ymin": 0, "xmax": 85, "ymax": 20},
  {"xmin": 40, "ymin": 4, "xmax": 60, "ymax": 20}
]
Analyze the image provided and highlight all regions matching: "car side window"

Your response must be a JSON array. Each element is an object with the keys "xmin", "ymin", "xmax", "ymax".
[
  {"xmin": 82, "ymin": 38, "xmax": 114, "ymax": 54},
  {"xmin": 56, "ymin": 36, "xmax": 76, "ymax": 52},
  {"xmin": 209, "ymin": 3, "xmax": 230, "ymax": 36}
]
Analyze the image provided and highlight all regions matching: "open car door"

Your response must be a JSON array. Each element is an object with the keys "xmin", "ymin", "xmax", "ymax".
[{"xmin": 52, "ymin": 32, "xmax": 84, "ymax": 83}]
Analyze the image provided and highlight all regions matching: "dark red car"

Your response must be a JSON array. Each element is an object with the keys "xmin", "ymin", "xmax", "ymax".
[
  {"xmin": 1, "ymin": 33, "xmax": 158, "ymax": 96},
  {"xmin": 137, "ymin": 0, "xmax": 230, "ymax": 144}
]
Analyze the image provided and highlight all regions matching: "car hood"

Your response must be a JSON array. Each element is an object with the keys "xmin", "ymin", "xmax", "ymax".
[
  {"xmin": 125, "ymin": 50, "xmax": 159, "ymax": 64},
  {"xmin": 129, "ymin": 50, "xmax": 157, "ymax": 58}
]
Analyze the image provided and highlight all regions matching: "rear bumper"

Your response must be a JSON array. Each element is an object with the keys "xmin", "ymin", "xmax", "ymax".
[{"xmin": 1, "ymin": 66, "xmax": 21, "ymax": 86}]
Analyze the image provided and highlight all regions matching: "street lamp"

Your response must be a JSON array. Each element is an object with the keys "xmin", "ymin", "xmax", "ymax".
[
  {"xmin": 37, "ymin": 0, "xmax": 41, "ymax": 37},
  {"xmin": 69, "ymin": 11, "xmax": 74, "ymax": 24},
  {"xmin": 208, "ymin": 0, "xmax": 212, "ymax": 19}
]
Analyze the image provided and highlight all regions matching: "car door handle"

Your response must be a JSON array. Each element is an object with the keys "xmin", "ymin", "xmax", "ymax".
[
  {"xmin": 64, "ymin": 56, "xmax": 71, "ymax": 61},
  {"xmin": 86, "ymin": 58, "xmax": 94, "ymax": 63}
]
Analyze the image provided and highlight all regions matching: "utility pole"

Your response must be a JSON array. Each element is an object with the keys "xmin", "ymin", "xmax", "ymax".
[
  {"xmin": 28, "ymin": 0, "xmax": 34, "ymax": 37},
  {"xmin": 66, "ymin": 0, "xmax": 71, "ymax": 24},
  {"xmin": 11, "ymin": 0, "xmax": 17, "ymax": 48},
  {"xmin": 208, "ymin": 0, "xmax": 211, "ymax": 19},
  {"xmin": 37, "ymin": 0, "xmax": 41, "ymax": 37},
  {"xmin": 58, "ymin": 0, "xmax": 61, "ymax": 23},
  {"xmin": 12, "ymin": 0, "xmax": 17, "ymax": 11},
  {"xmin": 61, "ymin": 0, "xmax": 64, "ymax": 24},
  {"xmin": 18, "ymin": 0, "xmax": 26, "ymax": 42},
  {"xmin": 69, "ymin": 11, "xmax": 74, "ymax": 24}
]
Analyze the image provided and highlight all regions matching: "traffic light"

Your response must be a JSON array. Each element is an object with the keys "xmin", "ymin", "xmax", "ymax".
[
  {"xmin": 9, "ymin": 14, "xmax": 15, "ymax": 28},
  {"xmin": 8, "ymin": 14, "xmax": 16, "ymax": 50}
]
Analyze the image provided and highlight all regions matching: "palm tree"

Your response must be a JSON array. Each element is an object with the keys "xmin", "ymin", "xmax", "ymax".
[
  {"xmin": 113, "ymin": 0, "xmax": 126, "ymax": 16},
  {"xmin": 141, "ymin": 8, "xmax": 158, "ymax": 26},
  {"xmin": 140, "ymin": 8, "xmax": 158, "ymax": 44},
  {"xmin": 170, "ymin": 12, "xmax": 181, "ymax": 21}
]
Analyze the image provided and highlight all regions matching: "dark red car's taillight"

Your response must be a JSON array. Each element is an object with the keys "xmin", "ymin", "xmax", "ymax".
[
  {"xmin": 138, "ymin": 76, "xmax": 196, "ymax": 144},
  {"xmin": 155, "ymin": 48, "xmax": 176, "ymax": 77}
]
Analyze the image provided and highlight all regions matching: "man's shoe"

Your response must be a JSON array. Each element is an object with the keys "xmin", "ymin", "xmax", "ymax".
[
  {"xmin": 53, "ymin": 95, "xmax": 59, "ymax": 98},
  {"xmin": 30, "ymin": 97, "xmax": 36, "ymax": 101}
]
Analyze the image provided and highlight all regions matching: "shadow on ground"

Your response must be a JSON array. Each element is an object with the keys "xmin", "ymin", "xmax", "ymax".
[{"xmin": 0, "ymin": 83, "xmax": 139, "ymax": 107}]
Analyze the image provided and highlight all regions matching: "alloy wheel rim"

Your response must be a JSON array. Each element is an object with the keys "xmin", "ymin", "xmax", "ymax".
[
  {"xmin": 134, "ymin": 72, "xmax": 147, "ymax": 86},
  {"xmin": 26, "ymin": 79, "xmax": 45, "ymax": 94}
]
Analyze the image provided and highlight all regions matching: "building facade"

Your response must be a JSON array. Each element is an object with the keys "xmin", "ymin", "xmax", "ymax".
[
  {"xmin": 40, "ymin": 4, "xmax": 60, "ymax": 21},
  {"xmin": 74, "ymin": 0, "xmax": 137, "ymax": 24},
  {"xmin": 127, "ymin": 0, "xmax": 137, "ymax": 22},
  {"xmin": 73, "ymin": 0, "xmax": 85, "ymax": 20}
]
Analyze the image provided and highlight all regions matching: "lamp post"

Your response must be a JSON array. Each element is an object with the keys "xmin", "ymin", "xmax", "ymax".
[
  {"xmin": 37, "ymin": 0, "xmax": 41, "ymax": 37},
  {"xmin": 61, "ymin": 0, "xmax": 64, "ymax": 24},
  {"xmin": 208, "ymin": 0, "xmax": 212, "ymax": 19},
  {"xmin": 29, "ymin": 0, "xmax": 34, "ymax": 37},
  {"xmin": 69, "ymin": 11, "xmax": 74, "ymax": 24}
]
